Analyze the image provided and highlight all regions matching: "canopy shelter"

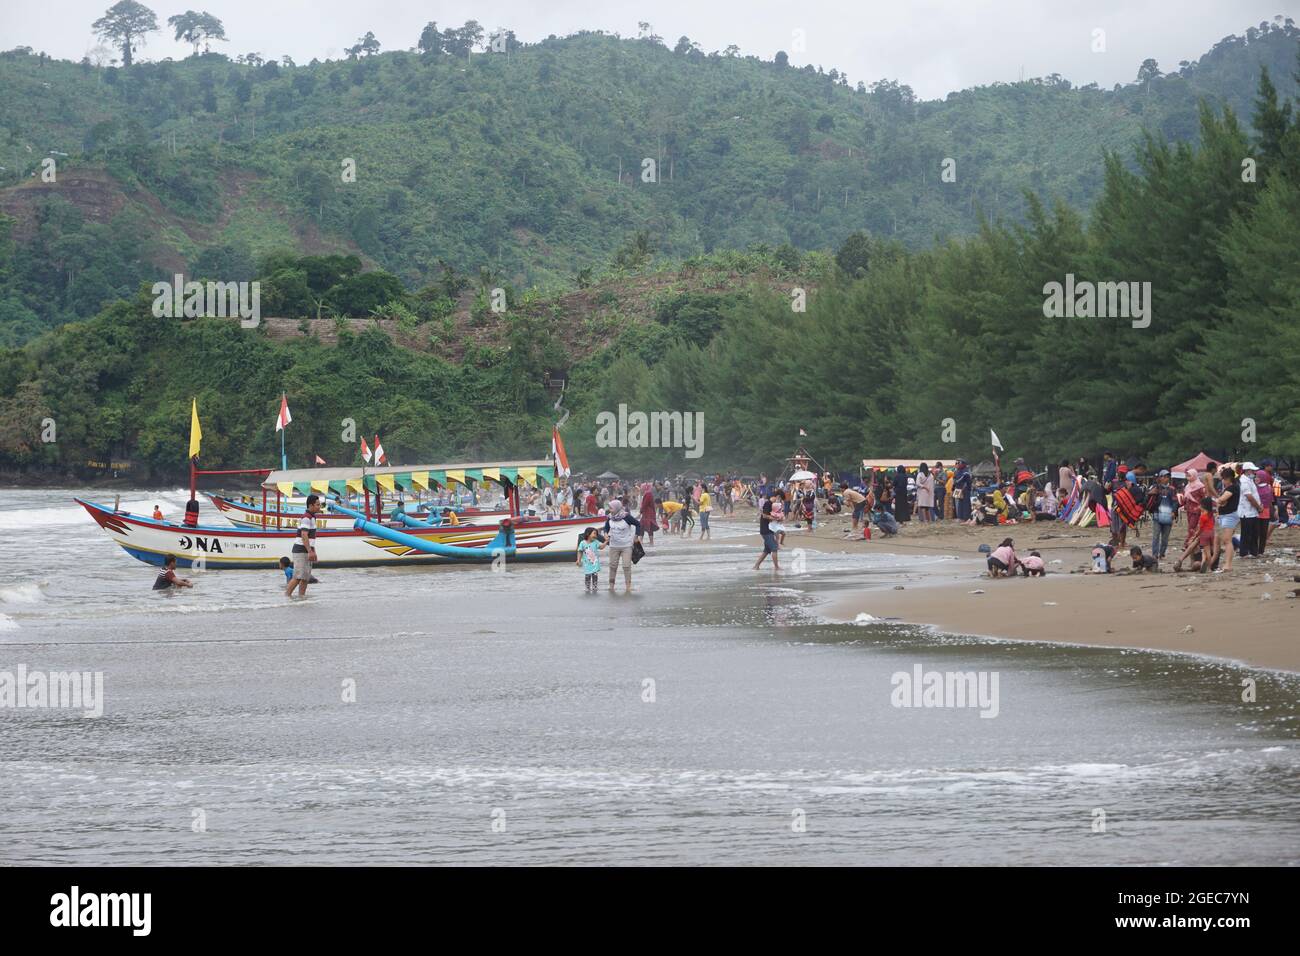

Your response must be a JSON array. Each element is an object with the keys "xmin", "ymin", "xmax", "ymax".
[
  {"xmin": 596, "ymin": 470, "xmax": 620, "ymax": 480},
  {"xmin": 860, "ymin": 457, "xmax": 952, "ymax": 473},
  {"xmin": 262, "ymin": 459, "xmax": 557, "ymax": 498},
  {"xmin": 1171, "ymin": 451, "xmax": 1217, "ymax": 479}
]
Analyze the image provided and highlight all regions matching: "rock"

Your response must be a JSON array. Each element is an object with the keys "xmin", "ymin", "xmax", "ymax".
[
  {"xmin": 854, "ymin": 612, "xmax": 877, "ymax": 624},
  {"xmin": 1264, "ymin": 573, "xmax": 1274, "ymax": 583},
  {"xmin": 893, "ymin": 585, "xmax": 905, "ymax": 590},
  {"xmin": 978, "ymin": 544, "xmax": 991, "ymax": 553},
  {"xmin": 1182, "ymin": 625, "xmax": 1195, "ymax": 634},
  {"xmin": 1261, "ymin": 592, "xmax": 1272, "ymax": 601},
  {"xmin": 969, "ymin": 589, "xmax": 985, "ymax": 594},
  {"xmin": 1043, "ymin": 601, "xmax": 1058, "ymax": 606}
]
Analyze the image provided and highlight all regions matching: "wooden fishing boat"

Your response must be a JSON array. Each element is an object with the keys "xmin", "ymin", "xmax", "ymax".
[{"xmin": 81, "ymin": 459, "xmax": 596, "ymax": 569}]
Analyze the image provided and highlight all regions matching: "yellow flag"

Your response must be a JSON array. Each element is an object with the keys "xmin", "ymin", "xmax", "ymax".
[{"xmin": 188, "ymin": 398, "xmax": 202, "ymax": 459}]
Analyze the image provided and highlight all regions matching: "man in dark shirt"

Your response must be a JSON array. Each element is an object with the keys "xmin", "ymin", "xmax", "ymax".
[
  {"xmin": 753, "ymin": 492, "xmax": 781, "ymax": 570},
  {"xmin": 1102, "ymin": 452, "xmax": 1118, "ymax": 486},
  {"xmin": 1129, "ymin": 546, "xmax": 1159, "ymax": 572}
]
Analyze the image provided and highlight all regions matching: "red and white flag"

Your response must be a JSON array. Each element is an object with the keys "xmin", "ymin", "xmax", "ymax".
[
  {"xmin": 373, "ymin": 435, "xmax": 387, "ymax": 465},
  {"xmin": 360, "ymin": 436, "xmax": 372, "ymax": 463},
  {"xmin": 275, "ymin": 394, "xmax": 292, "ymax": 432},
  {"xmin": 314, "ymin": 454, "xmax": 326, "ymax": 465},
  {"xmin": 552, "ymin": 427, "xmax": 570, "ymax": 477}
]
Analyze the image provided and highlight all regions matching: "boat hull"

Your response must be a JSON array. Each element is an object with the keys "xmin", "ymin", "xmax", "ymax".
[{"xmin": 79, "ymin": 499, "xmax": 602, "ymax": 569}]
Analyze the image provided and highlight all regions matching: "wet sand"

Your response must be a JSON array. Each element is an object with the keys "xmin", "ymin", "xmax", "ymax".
[{"xmin": 710, "ymin": 508, "xmax": 1300, "ymax": 672}]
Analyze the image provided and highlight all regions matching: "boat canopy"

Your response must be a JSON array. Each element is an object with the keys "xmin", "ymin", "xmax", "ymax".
[
  {"xmin": 861, "ymin": 457, "xmax": 951, "ymax": 472},
  {"xmin": 261, "ymin": 460, "xmax": 557, "ymax": 497}
]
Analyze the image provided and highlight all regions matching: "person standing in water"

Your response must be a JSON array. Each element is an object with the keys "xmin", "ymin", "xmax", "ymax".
[
  {"xmin": 602, "ymin": 500, "xmax": 642, "ymax": 592},
  {"xmin": 153, "ymin": 555, "xmax": 193, "ymax": 590},
  {"xmin": 753, "ymin": 491, "xmax": 782, "ymax": 571},
  {"xmin": 639, "ymin": 483, "xmax": 659, "ymax": 546},
  {"xmin": 576, "ymin": 527, "xmax": 604, "ymax": 592},
  {"xmin": 286, "ymin": 494, "xmax": 322, "ymax": 598}
]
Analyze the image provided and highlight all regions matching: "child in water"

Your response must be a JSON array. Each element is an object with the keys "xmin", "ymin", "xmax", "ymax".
[
  {"xmin": 153, "ymin": 555, "xmax": 193, "ymax": 590},
  {"xmin": 770, "ymin": 496, "xmax": 787, "ymax": 545},
  {"xmin": 576, "ymin": 527, "xmax": 604, "ymax": 592},
  {"xmin": 279, "ymin": 556, "xmax": 319, "ymax": 585}
]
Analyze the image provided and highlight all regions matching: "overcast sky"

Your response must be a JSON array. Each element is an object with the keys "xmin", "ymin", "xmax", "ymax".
[{"xmin": 4, "ymin": 1, "xmax": 1298, "ymax": 98}]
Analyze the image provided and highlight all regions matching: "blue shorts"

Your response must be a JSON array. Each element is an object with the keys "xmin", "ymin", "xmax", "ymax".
[
  {"xmin": 1218, "ymin": 514, "xmax": 1239, "ymax": 530},
  {"xmin": 761, "ymin": 530, "xmax": 779, "ymax": 553}
]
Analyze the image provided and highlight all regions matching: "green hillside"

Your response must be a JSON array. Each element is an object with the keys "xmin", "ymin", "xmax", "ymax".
[
  {"xmin": 0, "ymin": 16, "xmax": 1297, "ymax": 342},
  {"xmin": 0, "ymin": 14, "xmax": 1298, "ymax": 479}
]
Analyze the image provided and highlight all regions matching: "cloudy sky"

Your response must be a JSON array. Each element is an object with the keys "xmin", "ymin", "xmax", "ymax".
[{"xmin": 5, "ymin": 1, "xmax": 1297, "ymax": 98}]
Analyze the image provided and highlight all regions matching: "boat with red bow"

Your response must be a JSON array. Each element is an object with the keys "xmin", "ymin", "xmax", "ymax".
[{"xmin": 79, "ymin": 459, "xmax": 595, "ymax": 569}]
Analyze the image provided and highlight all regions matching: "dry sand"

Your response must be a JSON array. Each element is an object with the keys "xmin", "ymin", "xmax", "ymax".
[{"xmin": 708, "ymin": 507, "xmax": 1300, "ymax": 672}]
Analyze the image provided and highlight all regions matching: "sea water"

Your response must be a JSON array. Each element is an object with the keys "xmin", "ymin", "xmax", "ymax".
[{"xmin": 1, "ymin": 488, "xmax": 1297, "ymax": 864}]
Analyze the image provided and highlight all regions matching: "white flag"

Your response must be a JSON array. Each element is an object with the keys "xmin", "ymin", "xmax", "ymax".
[{"xmin": 990, "ymin": 429, "xmax": 1003, "ymax": 451}]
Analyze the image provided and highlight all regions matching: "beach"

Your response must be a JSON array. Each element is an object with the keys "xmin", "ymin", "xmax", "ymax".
[
  {"xmin": 3, "ymin": 487, "xmax": 1298, "ymax": 865},
  {"xmin": 711, "ymin": 510, "xmax": 1300, "ymax": 673}
]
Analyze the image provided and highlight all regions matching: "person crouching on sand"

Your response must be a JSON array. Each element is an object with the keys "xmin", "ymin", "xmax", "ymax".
[
  {"xmin": 1174, "ymin": 498, "xmax": 1217, "ymax": 573},
  {"xmin": 1019, "ymin": 550, "xmax": 1046, "ymax": 577},
  {"xmin": 1091, "ymin": 542, "xmax": 1115, "ymax": 573},
  {"xmin": 1129, "ymin": 545, "xmax": 1159, "ymax": 573},
  {"xmin": 987, "ymin": 538, "xmax": 1018, "ymax": 578}
]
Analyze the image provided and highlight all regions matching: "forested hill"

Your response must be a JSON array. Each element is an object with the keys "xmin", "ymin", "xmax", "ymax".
[{"xmin": 1, "ymin": 16, "xmax": 1298, "ymax": 342}]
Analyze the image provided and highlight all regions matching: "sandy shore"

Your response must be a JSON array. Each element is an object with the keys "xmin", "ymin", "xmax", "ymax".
[{"xmin": 706, "ymin": 507, "xmax": 1300, "ymax": 672}]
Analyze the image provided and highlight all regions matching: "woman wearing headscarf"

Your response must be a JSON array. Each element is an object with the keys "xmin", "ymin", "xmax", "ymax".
[
  {"xmin": 892, "ymin": 465, "xmax": 911, "ymax": 523},
  {"xmin": 638, "ymin": 482, "xmax": 659, "ymax": 546},
  {"xmin": 602, "ymin": 499, "xmax": 643, "ymax": 591},
  {"xmin": 1179, "ymin": 468, "xmax": 1206, "ymax": 552},
  {"xmin": 953, "ymin": 460, "xmax": 973, "ymax": 524}
]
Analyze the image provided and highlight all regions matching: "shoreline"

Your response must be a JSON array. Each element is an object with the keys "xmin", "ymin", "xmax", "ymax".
[{"xmin": 707, "ymin": 509, "xmax": 1300, "ymax": 673}]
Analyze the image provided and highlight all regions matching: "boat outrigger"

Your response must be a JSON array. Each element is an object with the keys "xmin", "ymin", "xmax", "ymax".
[
  {"xmin": 205, "ymin": 492, "xmax": 508, "ymax": 529},
  {"xmin": 80, "ymin": 459, "xmax": 598, "ymax": 569}
]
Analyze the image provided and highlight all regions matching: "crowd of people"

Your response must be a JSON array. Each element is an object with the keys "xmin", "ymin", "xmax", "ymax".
[
  {"xmin": 834, "ymin": 453, "xmax": 1295, "ymax": 576},
  {"xmin": 152, "ymin": 454, "xmax": 1293, "ymax": 595}
]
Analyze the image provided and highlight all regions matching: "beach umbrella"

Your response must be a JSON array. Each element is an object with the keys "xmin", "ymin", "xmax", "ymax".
[{"xmin": 789, "ymin": 469, "xmax": 816, "ymax": 482}]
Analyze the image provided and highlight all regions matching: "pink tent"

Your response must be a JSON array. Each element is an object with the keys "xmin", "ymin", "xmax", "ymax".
[{"xmin": 1171, "ymin": 451, "xmax": 1216, "ymax": 478}]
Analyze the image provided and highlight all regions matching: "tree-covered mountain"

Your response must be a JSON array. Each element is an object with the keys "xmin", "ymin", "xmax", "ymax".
[
  {"xmin": 0, "ymin": 14, "xmax": 1297, "ymax": 343},
  {"xmin": 1, "ymin": 13, "xmax": 1298, "ymax": 479}
]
